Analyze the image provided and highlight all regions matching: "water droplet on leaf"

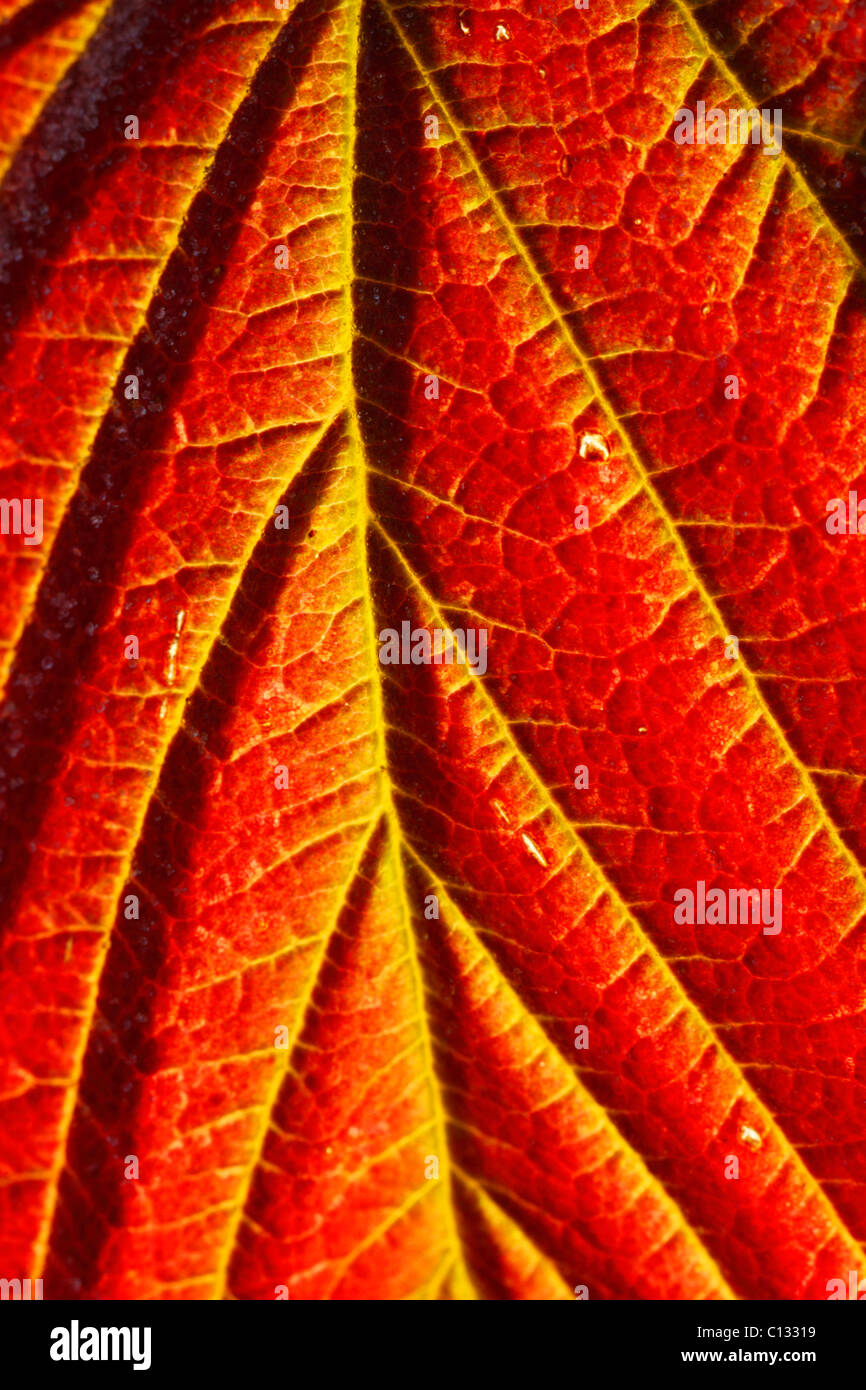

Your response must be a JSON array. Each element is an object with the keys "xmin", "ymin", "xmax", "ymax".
[
  {"xmin": 579, "ymin": 431, "xmax": 610, "ymax": 461},
  {"xmin": 521, "ymin": 833, "xmax": 547, "ymax": 867}
]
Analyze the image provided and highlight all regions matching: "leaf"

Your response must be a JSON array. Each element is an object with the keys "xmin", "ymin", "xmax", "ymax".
[
  {"xmin": 0, "ymin": 0, "xmax": 865, "ymax": 1300},
  {"xmin": 683, "ymin": 0, "xmax": 866, "ymax": 258}
]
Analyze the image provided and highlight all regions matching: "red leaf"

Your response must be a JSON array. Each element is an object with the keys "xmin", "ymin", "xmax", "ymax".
[{"xmin": 0, "ymin": 0, "xmax": 864, "ymax": 1300}]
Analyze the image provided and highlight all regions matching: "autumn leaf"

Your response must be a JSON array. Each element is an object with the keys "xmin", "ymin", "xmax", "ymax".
[{"xmin": 0, "ymin": 0, "xmax": 865, "ymax": 1302}]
